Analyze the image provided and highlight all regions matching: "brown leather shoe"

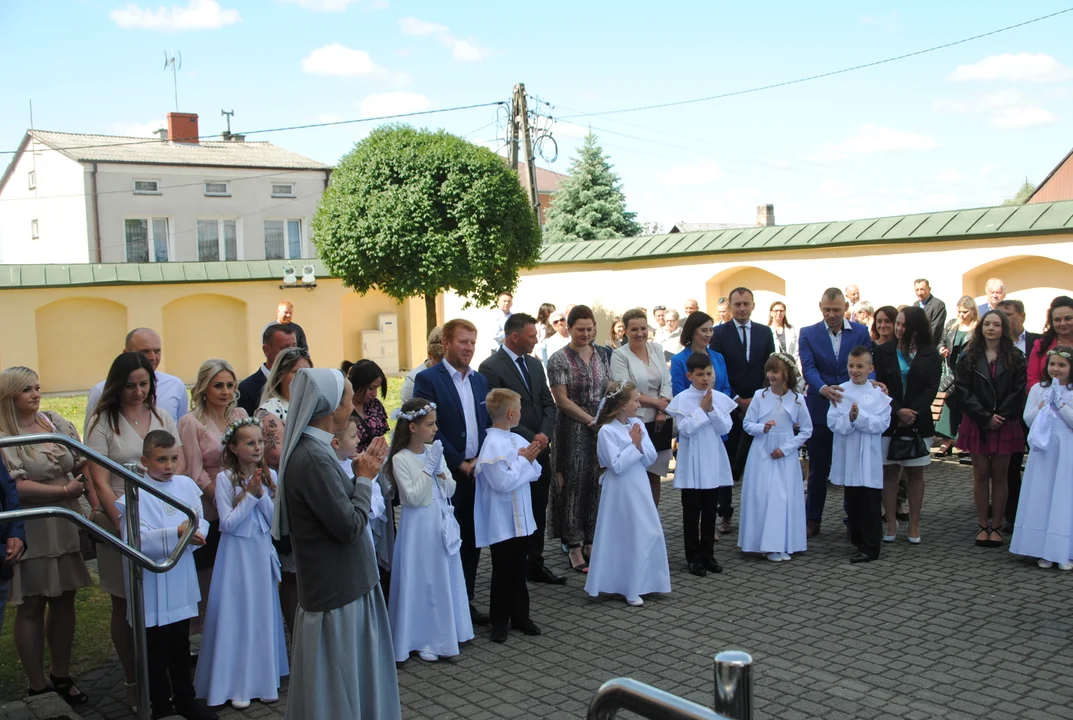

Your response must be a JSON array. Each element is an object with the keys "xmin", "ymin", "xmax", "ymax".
[{"xmin": 806, "ymin": 521, "xmax": 821, "ymax": 537}]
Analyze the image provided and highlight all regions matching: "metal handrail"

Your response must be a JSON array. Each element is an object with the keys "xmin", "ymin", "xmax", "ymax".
[
  {"xmin": 587, "ymin": 678, "xmax": 730, "ymax": 720},
  {"xmin": 0, "ymin": 432, "xmax": 200, "ymax": 720}
]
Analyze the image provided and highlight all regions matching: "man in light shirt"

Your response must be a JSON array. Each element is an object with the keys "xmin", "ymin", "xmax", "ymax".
[
  {"xmin": 978, "ymin": 278, "xmax": 1006, "ymax": 317},
  {"xmin": 652, "ymin": 305, "xmax": 669, "ymax": 345},
  {"xmin": 84, "ymin": 328, "xmax": 189, "ymax": 433},
  {"xmin": 844, "ymin": 284, "xmax": 861, "ymax": 306},
  {"xmin": 683, "ymin": 299, "xmax": 699, "ymax": 316}
]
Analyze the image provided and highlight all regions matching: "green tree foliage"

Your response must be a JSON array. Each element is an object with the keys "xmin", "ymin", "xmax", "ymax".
[
  {"xmin": 543, "ymin": 132, "xmax": 642, "ymax": 243},
  {"xmin": 313, "ymin": 125, "xmax": 542, "ymax": 333},
  {"xmin": 1002, "ymin": 180, "xmax": 1036, "ymax": 206}
]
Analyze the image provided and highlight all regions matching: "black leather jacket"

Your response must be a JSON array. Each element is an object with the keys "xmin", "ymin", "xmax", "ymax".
[{"xmin": 954, "ymin": 352, "xmax": 1026, "ymax": 428}]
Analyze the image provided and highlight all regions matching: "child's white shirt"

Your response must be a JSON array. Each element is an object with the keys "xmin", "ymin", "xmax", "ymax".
[
  {"xmin": 474, "ymin": 427, "xmax": 540, "ymax": 548},
  {"xmin": 665, "ymin": 385, "xmax": 736, "ymax": 489},
  {"xmin": 828, "ymin": 381, "xmax": 891, "ymax": 489}
]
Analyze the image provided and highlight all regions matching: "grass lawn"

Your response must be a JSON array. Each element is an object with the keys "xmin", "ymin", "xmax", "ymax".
[{"xmin": 0, "ymin": 378, "xmax": 405, "ymax": 701}]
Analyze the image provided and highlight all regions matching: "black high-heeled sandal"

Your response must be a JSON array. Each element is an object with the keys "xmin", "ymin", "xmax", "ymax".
[
  {"xmin": 49, "ymin": 674, "xmax": 88, "ymax": 705},
  {"xmin": 26, "ymin": 685, "xmax": 52, "ymax": 698},
  {"xmin": 987, "ymin": 527, "xmax": 1004, "ymax": 548},
  {"xmin": 975, "ymin": 525, "xmax": 991, "ymax": 547}
]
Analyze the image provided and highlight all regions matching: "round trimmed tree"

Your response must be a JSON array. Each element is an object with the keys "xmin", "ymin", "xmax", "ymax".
[{"xmin": 313, "ymin": 125, "xmax": 542, "ymax": 334}]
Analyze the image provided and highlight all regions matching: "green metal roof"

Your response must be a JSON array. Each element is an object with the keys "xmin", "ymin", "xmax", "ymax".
[
  {"xmin": 0, "ymin": 259, "xmax": 329, "ymax": 290},
  {"xmin": 539, "ymin": 200, "xmax": 1073, "ymax": 265}
]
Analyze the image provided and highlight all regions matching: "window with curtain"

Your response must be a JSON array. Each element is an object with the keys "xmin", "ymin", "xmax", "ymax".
[
  {"xmin": 287, "ymin": 219, "xmax": 302, "ymax": 258},
  {"xmin": 197, "ymin": 220, "xmax": 220, "ymax": 261},
  {"xmin": 265, "ymin": 219, "xmax": 302, "ymax": 259},
  {"xmin": 125, "ymin": 219, "xmax": 149, "ymax": 262},
  {"xmin": 223, "ymin": 220, "xmax": 238, "ymax": 261},
  {"xmin": 152, "ymin": 218, "xmax": 169, "ymax": 262}
]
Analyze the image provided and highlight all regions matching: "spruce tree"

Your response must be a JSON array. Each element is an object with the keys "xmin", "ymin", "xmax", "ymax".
[{"xmin": 543, "ymin": 132, "xmax": 642, "ymax": 243}]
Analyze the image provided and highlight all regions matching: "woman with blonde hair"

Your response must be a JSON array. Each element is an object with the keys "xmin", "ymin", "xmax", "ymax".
[
  {"xmin": 258, "ymin": 347, "xmax": 313, "ymax": 423},
  {"xmin": 177, "ymin": 359, "xmax": 247, "ymax": 639},
  {"xmin": 0, "ymin": 366, "xmax": 93, "ymax": 704},
  {"xmin": 401, "ymin": 328, "xmax": 444, "ymax": 404}
]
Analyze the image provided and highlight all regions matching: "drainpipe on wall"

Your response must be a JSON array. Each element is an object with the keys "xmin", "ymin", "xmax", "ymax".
[{"xmin": 91, "ymin": 162, "xmax": 103, "ymax": 263}]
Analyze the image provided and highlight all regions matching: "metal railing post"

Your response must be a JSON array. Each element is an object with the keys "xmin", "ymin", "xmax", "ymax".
[
  {"xmin": 587, "ymin": 678, "xmax": 729, "ymax": 720},
  {"xmin": 713, "ymin": 651, "xmax": 753, "ymax": 720},
  {"xmin": 123, "ymin": 463, "xmax": 151, "ymax": 720}
]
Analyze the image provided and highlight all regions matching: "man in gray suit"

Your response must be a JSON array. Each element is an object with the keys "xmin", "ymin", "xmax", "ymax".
[
  {"xmin": 914, "ymin": 278, "xmax": 947, "ymax": 344},
  {"xmin": 478, "ymin": 313, "xmax": 566, "ymax": 585}
]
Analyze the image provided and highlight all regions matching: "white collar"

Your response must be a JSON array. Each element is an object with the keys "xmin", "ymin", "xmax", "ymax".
[
  {"xmin": 829, "ymin": 318, "xmax": 853, "ymax": 334},
  {"xmin": 734, "ymin": 319, "xmax": 751, "ymax": 329},
  {"xmin": 301, "ymin": 426, "xmax": 334, "ymax": 448},
  {"xmin": 260, "ymin": 364, "xmax": 271, "ymax": 379},
  {"xmin": 442, "ymin": 358, "xmax": 470, "ymax": 381},
  {"xmin": 502, "ymin": 345, "xmax": 523, "ymax": 363}
]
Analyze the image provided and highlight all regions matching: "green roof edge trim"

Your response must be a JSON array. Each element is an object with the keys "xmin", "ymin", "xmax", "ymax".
[{"xmin": 0, "ymin": 259, "xmax": 330, "ymax": 290}]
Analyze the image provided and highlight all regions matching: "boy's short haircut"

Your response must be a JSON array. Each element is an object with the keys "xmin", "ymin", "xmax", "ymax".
[
  {"xmin": 333, "ymin": 414, "xmax": 359, "ymax": 439},
  {"xmin": 685, "ymin": 351, "xmax": 713, "ymax": 373},
  {"xmin": 848, "ymin": 345, "xmax": 873, "ymax": 361},
  {"xmin": 486, "ymin": 388, "xmax": 521, "ymax": 420},
  {"xmin": 143, "ymin": 429, "xmax": 176, "ymax": 457}
]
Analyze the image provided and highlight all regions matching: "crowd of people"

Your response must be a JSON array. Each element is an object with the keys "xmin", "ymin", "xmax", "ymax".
[{"xmin": 0, "ymin": 284, "xmax": 1071, "ymax": 719}]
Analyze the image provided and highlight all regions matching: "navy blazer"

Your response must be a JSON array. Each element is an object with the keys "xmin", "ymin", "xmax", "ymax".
[
  {"xmin": 708, "ymin": 320, "xmax": 776, "ymax": 400},
  {"xmin": 0, "ymin": 457, "xmax": 27, "ymax": 582},
  {"xmin": 799, "ymin": 320, "xmax": 874, "ymax": 427},
  {"xmin": 413, "ymin": 361, "xmax": 490, "ymax": 474},
  {"xmin": 237, "ymin": 367, "xmax": 269, "ymax": 417}
]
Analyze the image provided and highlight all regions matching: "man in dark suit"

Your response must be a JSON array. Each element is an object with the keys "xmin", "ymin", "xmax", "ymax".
[
  {"xmin": 799, "ymin": 288, "xmax": 875, "ymax": 536},
  {"xmin": 913, "ymin": 279, "xmax": 947, "ymax": 346},
  {"xmin": 237, "ymin": 324, "xmax": 297, "ymax": 416},
  {"xmin": 414, "ymin": 319, "xmax": 491, "ymax": 625},
  {"xmin": 999, "ymin": 299, "xmax": 1041, "ymax": 531},
  {"xmin": 478, "ymin": 313, "xmax": 565, "ymax": 585},
  {"xmin": 708, "ymin": 286, "xmax": 776, "ymax": 533}
]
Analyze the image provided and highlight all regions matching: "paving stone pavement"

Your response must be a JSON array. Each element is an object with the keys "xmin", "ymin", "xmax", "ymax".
[{"xmin": 30, "ymin": 458, "xmax": 1073, "ymax": 720}]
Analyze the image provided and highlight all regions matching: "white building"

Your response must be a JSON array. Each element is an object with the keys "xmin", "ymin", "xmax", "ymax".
[{"xmin": 0, "ymin": 112, "xmax": 331, "ymax": 264}]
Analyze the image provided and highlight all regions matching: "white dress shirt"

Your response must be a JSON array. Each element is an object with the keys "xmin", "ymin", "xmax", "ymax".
[
  {"xmin": 443, "ymin": 359, "xmax": 480, "ymax": 459},
  {"xmin": 501, "ymin": 345, "xmax": 534, "ymax": 392},
  {"xmin": 829, "ymin": 318, "xmax": 853, "ymax": 358},
  {"xmin": 1015, "ymin": 331, "xmax": 1026, "ymax": 355},
  {"xmin": 733, "ymin": 320, "xmax": 753, "ymax": 362},
  {"xmin": 85, "ymin": 370, "xmax": 189, "ymax": 434}
]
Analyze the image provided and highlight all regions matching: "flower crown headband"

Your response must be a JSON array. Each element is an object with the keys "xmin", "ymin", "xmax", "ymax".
[
  {"xmin": 221, "ymin": 416, "xmax": 262, "ymax": 447},
  {"xmin": 771, "ymin": 352, "xmax": 797, "ymax": 370},
  {"xmin": 1047, "ymin": 348, "xmax": 1073, "ymax": 362},
  {"xmin": 593, "ymin": 381, "xmax": 634, "ymax": 425},
  {"xmin": 391, "ymin": 402, "xmax": 437, "ymax": 422}
]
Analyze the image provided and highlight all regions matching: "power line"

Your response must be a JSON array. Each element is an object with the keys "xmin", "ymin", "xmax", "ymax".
[
  {"xmin": 0, "ymin": 169, "xmax": 301, "ymax": 203},
  {"xmin": 0, "ymin": 101, "xmax": 506, "ymax": 156},
  {"xmin": 559, "ymin": 7, "xmax": 1073, "ymax": 119}
]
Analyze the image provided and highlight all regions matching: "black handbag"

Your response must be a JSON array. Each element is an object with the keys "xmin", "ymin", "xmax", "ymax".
[
  {"xmin": 644, "ymin": 419, "xmax": 673, "ymax": 452},
  {"xmin": 888, "ymin": 428, "xmax": 928, "ymax": 461}
]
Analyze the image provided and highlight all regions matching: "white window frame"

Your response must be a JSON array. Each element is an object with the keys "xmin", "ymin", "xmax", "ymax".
[
  {"xmin": 196, "ymin": 218, "xmax": 240, "ymax": 261},
  {"xmin": 204, "ymin": 181, "xmax": 231, "ymax": 197},
  {"xmin": 133, "ymin": 179, "xmax": 162, "ymax": 195},
  {"xmin": 31, "ymin": 219, "xmax": 39, "ymax": 239},
  {"xmin": 271, "ymin": 182, "xmax": 296, "ymax": 198},
  {"xmin": 124, "ymin": 217, "xmax": 171, "ymax": 263},
  {"xmin": 263, "ymin": 218, "xmax": 304, "ymax": 260},
  {"xmin": 27, "ymin": 170, "xmax": 36, "ymax": 190}
]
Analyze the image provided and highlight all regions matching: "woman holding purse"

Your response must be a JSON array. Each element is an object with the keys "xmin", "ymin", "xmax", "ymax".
[
  {"xmin": 873, "ymin": 307, "xmax": 942, "ymax": 545},
  {"xmin": 610, "ymin": 308, "xmax": 673, "ymax": 505}
]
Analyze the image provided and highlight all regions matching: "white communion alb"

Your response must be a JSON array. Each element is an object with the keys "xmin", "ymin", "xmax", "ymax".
[
  {"xmin": 828, "ymin": 382, "xmax": 891, "ymax": 489},
  {"xmin": 664, "ymin": 386, "xmax": 737, "ymax": 490}
]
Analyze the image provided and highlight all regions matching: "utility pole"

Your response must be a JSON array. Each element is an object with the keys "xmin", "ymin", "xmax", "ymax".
[{"xmin": 510, "ymin": 83, "xmax": 541, "ymax": 221}]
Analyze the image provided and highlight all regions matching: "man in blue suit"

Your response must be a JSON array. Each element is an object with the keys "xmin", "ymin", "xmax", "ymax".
[
  {"xmin": 414, "ymin": 318, "xmax": 491, "ymax": 626},
  {"xmin": 709, "ymin": 287, "xmax": 776, "ymax": 533},
  {"xmin": 799, "ymin": 287, "xmax": 875, "ymax": 536}
]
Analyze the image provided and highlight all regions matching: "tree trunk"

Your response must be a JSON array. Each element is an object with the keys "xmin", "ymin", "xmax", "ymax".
[{"xmin": 424, "ymin": 293, "xmax": 438, "ymax": 337}]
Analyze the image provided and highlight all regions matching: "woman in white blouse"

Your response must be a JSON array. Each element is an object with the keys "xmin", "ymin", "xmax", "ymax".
[{"xmin": 610, "ymin": 308, "xmax": 673, "ymax": 505}]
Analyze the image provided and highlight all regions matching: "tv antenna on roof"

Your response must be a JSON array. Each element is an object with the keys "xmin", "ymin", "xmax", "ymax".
[
  {"xmin": 221, "ymin": 109, "xmax": 234, "ymax": 135},
  {"xmin": 164, "ymin": 50, "xmax": 182, "ymax": 111}
]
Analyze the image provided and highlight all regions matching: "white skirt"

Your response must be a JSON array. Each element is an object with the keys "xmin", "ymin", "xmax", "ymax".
[
  {"xmin": 881, "ymin": 436, "xmax": 933, "ymax": 468},
  {"xmin": 647, "ymin": 448, "xmax": 673, "ymax": 477}
]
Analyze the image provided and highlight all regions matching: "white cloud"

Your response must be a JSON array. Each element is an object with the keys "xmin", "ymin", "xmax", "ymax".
[
  {"xmin": 110, "ymin": 0, "xmax": 240, "ymax": 30},
  {"xmin": 300, "ymin": 44, "xmax": 410, "ymax": 85},
  {"xmin": 808, "ymin": 124, "xmax": 938, "ymax": 161},
  {"xmin": 359, "ymin": 91, "xmax": 431, "ymax": 118},
  {"xmin": 316, "ymin": 113, "xmax": 345, "ymax": 124},
  {"xmin": 935, "ymin": 168, "xmax": 963, "ymax": 183},
  {"xmin": 280, "ymin": 0, "xmax": 362, "ymax": 10},
  {"xmin": 950, "ymin": 53, "xmax": 1073, "ymax": 83},
  {"xmin": 990, "ymin": 106, "xmax": 1057, "ymax": 130},
  {"xmin": 656, "ymin": 160, "xmax": 722, "ymax": 187},
  {"xmin": 113, "ymin": 120, "xmax": 165, "ymax": 137},
  {"xmin": 818, "ymin": 179, "xmax": 852, "ymax": 200},
  {"xmin": 398, "ymin": 16, "xmax": 487, "ymax": 62}
]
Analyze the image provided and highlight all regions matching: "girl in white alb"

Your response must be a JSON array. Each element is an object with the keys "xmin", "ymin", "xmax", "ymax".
[
  {"xmin": 385, "ymin": 399, "xmax": 473, "ymax": 662},
  {"xmin": 1011, "ymin": 347, "xmax": 1073, "ymax": 570},
  {"xmin": 585, "ymin": 382, "xmax": 671, "ymax": 607},
  {"xmin": 739, "ymin": 354, "xmax": 813, "ymax": 562}
]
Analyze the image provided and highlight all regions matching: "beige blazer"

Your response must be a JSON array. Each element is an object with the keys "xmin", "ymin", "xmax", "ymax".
[{"xmin": 610, "ymin": 341, "xmax": 673, "ymax": 423}]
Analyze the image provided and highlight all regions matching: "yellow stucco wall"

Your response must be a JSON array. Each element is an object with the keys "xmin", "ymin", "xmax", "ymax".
[{"xmin": 3, "ymin": 278, "xmax": 422, "ymax": 392}]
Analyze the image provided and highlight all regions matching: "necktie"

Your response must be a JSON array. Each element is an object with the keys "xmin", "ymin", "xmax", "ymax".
[
  {"xmin": 739, "ymin": 324, "xmax": 748, "ymax": 360},
  {"xmin": 516, "ymin": 356, "xmax": 532, "ymax": 392}
]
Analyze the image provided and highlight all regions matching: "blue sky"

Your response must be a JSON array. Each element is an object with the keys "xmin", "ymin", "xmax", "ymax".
[{"xmin": 2, "ymin": 0, "xmax": 1073, "ymax": 227}]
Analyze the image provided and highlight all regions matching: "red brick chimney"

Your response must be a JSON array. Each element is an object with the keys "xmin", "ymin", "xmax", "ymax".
[{"xmin": 166, "ymin": 112, "xmax": 199, "ymax": 144}]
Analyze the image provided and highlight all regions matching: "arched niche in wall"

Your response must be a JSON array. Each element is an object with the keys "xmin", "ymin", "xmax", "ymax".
[
  {"xmin": 705, "ymin": 266, "xmax": 788, "ymax": 323},
  {"xmin": 963, "ymin": 255, "xmax": 1073, "ymax": 330},
  {"xmin": 162, "ymin": 294, "xmax": 247, "ymax": 384},
  {"xmin": 35, "ymin": 297, "xmax": 127, "ymax": 392}
]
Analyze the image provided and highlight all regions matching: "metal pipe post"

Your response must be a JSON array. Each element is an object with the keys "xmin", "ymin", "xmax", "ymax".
[
  {"xmin": 713, "ymin": 651, "xmax": 753, "ymax": 720},
  {"xmin": 123, "ymin": 464, "xmax": 151, "ymax": 720}
]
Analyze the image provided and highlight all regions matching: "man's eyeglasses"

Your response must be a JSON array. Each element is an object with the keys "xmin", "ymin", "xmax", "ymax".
[{"xmin": 551, "ymin": 319, "xmax": 566, "ymax": 325}]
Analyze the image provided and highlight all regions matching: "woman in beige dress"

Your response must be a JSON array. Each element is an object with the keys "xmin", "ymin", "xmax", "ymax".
[
  {"xmin": 86, "ymin": 352, "xmax": 184, "ymax": 705},
  {"xmin": 0, "ymin": 367, "xmax": 93, "ymax": 703},
  {"xmin": 177, "ymin": 359, "xmax": 246, "ymax": 636},
  {"xmin": 610, "ymin": 308, "xmax": 673, "ymax": 505}
]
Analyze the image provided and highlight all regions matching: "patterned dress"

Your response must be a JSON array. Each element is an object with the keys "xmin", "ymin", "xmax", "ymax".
[
  {"xmin": 354, "ymin": 398, "xmax": 390, "ymax": 455},
  {"xmin": 547, "ymin": 345, "xmax": 610, "ymax": 547}
]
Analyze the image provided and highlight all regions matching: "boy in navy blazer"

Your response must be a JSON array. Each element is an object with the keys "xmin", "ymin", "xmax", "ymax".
[
  {"xmin": 414, "ymin": 318, "xmax": 491, "ymax": 626},
  {"xmin": 799, "ymin": 288, "xmax": 875, "ymax": 536}
]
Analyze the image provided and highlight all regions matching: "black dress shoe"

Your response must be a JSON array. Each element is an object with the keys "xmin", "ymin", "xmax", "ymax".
[
  {"xmin": 527, "ymin": 565, "xmax": 567, "ymax": 585},
  {"xmin": 701, "ymin": 556, "xmax": 723, "ymax": 573},
  {"xmin": 849, "ymin": 552, "xmax": 875, "ymax": 564},
  {"xmin": 512, "ymin": 619, "xmax": 541, "ymax": 636},
  {"xmin": 469, "ymin": 604, "xmax": 490, "ymax": 627},
  {"xmin": 173, "ymin": 699, "xmax": 218, "ymax": 720},
  {"xmin": 688, "ymin": 561, "xmax": 707, "ymax": 577},
  {"xmin": 806, "ymin": 521, "xmax": 821, "ymax": 537},
  {"xmin": 491, "ymin": 625, "xmax": 508, "ymax": 643}
]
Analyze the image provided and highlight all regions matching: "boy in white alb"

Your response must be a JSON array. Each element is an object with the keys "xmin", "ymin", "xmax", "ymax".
[
  {"xmin": 332, "ymin": 416, "xmax": 388, "ymax": 551},
  {"xmin": 474, "ymin": 388, "xmax": 543, "ymax": 644},
  {"xmin": 116, "ymin": 430, "xmax": 214, "ymax": 720},
  {"xmin": 828, "ymin": 347, "xmax": 891, "ymax": 564}
]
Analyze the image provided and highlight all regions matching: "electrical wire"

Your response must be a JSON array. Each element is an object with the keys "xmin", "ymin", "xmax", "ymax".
[
  {"xmin": 558, "ymin": 7, "xmax": 1073, "ymax": 119},
  {"xmin": 0, "ymin": 169, "xmax": 304, "ymax": 203}
]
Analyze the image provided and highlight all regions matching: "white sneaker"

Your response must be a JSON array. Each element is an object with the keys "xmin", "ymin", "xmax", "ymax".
[
  {"xmin": 780, "ymin": 553, "xmax": 792, "ymax": 561},
  {"xmin": 766, "ymin": 553, "xmax": 783, "ymax": 562},
  {"xmin": 626, "ymin": 597, "xmax": 644, "ymax": 607},
  {"xmin": 1038, "ymin": 559, "xmax": 1054, "ymax": 569},
  {"xmin": 1059, "ymin": 563, "xmax": 1073, "ymax": 571},
  {"xmin": 231, "ymin": 700, "xmax": 251, "ymax": 709},
  {"xmin": 418, "ymin": 651, "xmax": 438, "ymax": 662}
]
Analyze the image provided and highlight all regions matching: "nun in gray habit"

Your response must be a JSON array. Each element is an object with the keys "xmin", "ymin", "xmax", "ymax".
[{"xmin": 272, "ymin": 368, "xmax": 401, "ymax": 720}]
